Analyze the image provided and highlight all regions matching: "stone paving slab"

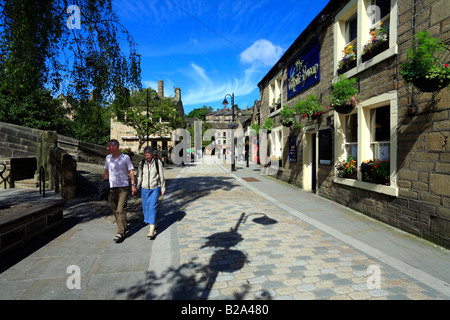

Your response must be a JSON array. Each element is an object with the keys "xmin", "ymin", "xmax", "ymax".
[
  {"xmin": 0, "ymin": 162, "xmax": 184, "ymax": 300},
  {"xmin": 0, "ymin": 160, "xmax": 449, "ymax": 301},
  {"xmin": 167, "ymin": 161, "xmax": 449, "ymax": 300}
]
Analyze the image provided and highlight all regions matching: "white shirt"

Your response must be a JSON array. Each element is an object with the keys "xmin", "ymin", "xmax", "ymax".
[{"xmin": 104, "ymin": 154, "xmax": 134, "ymax": 188}]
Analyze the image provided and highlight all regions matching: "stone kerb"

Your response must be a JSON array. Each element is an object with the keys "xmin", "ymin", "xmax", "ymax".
[{"xmin": 0, "ymin": 199, "xmax": 66, "ymax": 260}]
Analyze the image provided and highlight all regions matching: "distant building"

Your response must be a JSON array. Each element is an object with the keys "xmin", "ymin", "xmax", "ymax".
[{"xmin": 110, "ymin": 80, "xmax": 185, "ymax": 157}]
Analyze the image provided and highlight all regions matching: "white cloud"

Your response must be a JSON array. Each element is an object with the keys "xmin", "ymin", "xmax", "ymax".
[
  {"xmin": 182, "ymin": 62, "xmax": 259, "ymax": 107},
  {"xmin": 239, "ymin": 39, "xmax": 283, "ymax": 66}
]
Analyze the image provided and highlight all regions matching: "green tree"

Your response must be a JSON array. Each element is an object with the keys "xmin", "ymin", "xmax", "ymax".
[
  {"xmin": 186, "ymin": 106, "xmax": 213, "ymax": 121},
  {"xmin": 0, "ymin": 0, "xmax": 141, "ymax": 136},
  {"xmin": 110, "ymin": 88, "xmax": 184, "ymax": 152}
]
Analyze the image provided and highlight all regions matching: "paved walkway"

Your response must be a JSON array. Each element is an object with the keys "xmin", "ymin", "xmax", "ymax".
[{"xmin": 0, "ymin": 158, "xmax": 449, "ymax": 300}]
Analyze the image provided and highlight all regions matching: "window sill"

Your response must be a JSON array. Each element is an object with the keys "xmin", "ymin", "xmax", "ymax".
[
  {"xmin": 333, "ymin": 177, "xmax": 398, "ymax": 197},
  {"xmin": 335, "ymin": 44, "xmax": 398, "ymax": 79}
]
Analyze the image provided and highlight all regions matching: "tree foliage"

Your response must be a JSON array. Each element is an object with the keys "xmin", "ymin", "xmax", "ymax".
[
  {"xmin": 186, "ymin": 106, "xmax": 213, "ymax": 121},
  {"xmin": 110, "ymin": 88, "xmax": 185, "ymax": 152},
  {"xmin": 0, "ymin": 0, "xmax": 141, "ymax": 142}
]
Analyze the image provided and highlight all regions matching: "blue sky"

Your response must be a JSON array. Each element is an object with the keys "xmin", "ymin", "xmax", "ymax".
[{"xmin": 112, "ymin": 0, "xmax": 330, "ymax": 115}]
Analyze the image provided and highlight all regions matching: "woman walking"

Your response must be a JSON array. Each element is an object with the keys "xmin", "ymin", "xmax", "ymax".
[{"xmin": 137, "ymin": 146, "xmax": 166, "ymax": 239}]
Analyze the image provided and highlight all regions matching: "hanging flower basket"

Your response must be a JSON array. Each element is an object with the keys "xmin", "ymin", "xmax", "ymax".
[
  {"xmin": 328, "ymin": 75, "xmax": 361, "ymax": 115},
  {"xmin": 400, "ymin": 31, "xmax": 450, "ymax": 93},
  {"xmin": 411, "ymin": 77, "xmax": 450, "ymax": 92},
  {"xmin": 279, "ymin": 105, "xmax": 296, "ymax": 127},
  {"xmin": 334, "ymin": 103, "xmax": 355, "ymax": 115},
  {"xmin": 281, "ymin": 120, "xmax": 294, "ymax": 127}
]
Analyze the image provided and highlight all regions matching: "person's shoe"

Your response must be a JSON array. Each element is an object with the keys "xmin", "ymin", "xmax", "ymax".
[
  {"xmin": 147, "ymin": 224, "xmax": 157, "ymax": 240},
  {"xmin": 113, "ymin": 233, "xmax": 124, "ymax": 243}
]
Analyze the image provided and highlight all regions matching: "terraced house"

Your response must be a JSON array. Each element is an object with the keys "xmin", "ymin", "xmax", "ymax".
[{"xmin": 257, "ymin": 0, "xmax": 449, "ymax": 248}]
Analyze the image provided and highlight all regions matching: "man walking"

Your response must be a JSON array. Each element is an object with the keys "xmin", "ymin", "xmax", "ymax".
[{"xmin": 104, "ymin": 139, "xmax": 137, "ymax": 243}]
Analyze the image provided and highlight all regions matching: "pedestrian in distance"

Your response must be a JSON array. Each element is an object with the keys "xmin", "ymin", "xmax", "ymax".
[
  {"xmin": 104, "ymin": 139, "xmax": 137, "ymax": 243},
  {"xmin": 137, "ymin": 146, "xmax": 166, "ymax": 239}
]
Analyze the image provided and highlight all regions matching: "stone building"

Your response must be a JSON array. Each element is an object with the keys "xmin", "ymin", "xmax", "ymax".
[
  {"xmin": 257, "ymin": 0, "xmax": 449, "ymax": 248},
  {"xmin": 110, "ymin": 80, "xmax": 185, "ymax": 157}
]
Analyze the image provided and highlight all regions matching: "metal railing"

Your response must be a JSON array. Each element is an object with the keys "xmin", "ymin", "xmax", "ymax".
[
  {"xmin": 0, "ymin": 163, "xmax": 9, "ymax": 189},
  {"xmin": 39, "ymin": 165, "xmax": 46, "ymax": 197}
]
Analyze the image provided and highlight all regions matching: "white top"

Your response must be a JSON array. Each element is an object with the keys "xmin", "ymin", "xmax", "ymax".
[{"xmin": 104, "ymin": 154, "xmax": 134, "ymax": 188}]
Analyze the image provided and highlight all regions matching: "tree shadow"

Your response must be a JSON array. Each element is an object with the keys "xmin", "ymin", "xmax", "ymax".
[{"xmin": 115, "ymin": 211, "xmax": 278, "ymax": 300}]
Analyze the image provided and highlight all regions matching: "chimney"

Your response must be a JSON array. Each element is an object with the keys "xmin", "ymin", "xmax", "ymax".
[
  {"xmin": 158, "ymin": 80, "xmax": 164, "ymax": 98},
  {"xmin": 175, "ymin": 87, "xmax": 181, "ymax": 101}
]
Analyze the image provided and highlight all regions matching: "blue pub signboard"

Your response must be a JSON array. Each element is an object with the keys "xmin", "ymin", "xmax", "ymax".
[{"xmin": 287, "ymin": 37, "xmax": 320, "ymax": 99}]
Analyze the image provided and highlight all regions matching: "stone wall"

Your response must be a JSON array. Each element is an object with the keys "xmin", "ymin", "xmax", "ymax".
[
  {"xmin": 258, "ymin": 0, "xmax": 449, "ymax": 248},
  {"xmin": 0, "ymin": 200, "xmax": 66, "ymax": 259},
  {"xmin": 0, "ymin": 122, "xmax": 102, "ymax": 199}
]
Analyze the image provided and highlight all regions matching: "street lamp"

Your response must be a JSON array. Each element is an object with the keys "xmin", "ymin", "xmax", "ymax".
[
  {"xmin": 147, "ymin": 89, "xmax": 159, "ymax": 147},
  {"xmin": 222, "ymin": 93, "xmax": 236, "ymax": 171}
]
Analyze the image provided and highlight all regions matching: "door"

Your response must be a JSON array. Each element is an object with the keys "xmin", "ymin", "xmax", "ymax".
[
  {"xmin": 311, "ymin": 133, "xmax": 317, "ymax": 192},
  {"xmin": 303, "ymin": 131, "xmax": 318, "ymax": 193}
]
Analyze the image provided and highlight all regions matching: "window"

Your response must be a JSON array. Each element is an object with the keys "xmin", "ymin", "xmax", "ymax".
[
  {"xmin": 370, "ymin": 106, "xmax": 390, "ymax": 161},
  {"xmin": 269, "ymin": 74, "xmax": 283, "ymax": 114},
  {"xmin": 334, "ymin": 0, "xmax": 398, "ymax": 77},
  {"xmin": 334, "ymin": 92, "xmax": 398, "ymax": 196},
  {"xmin": 344, "ymin": 113, "xmax": 358, "ymax": 162},
  {"xmin": 347, "ymin": 15, "xmax": 358, "ymax": 45}
]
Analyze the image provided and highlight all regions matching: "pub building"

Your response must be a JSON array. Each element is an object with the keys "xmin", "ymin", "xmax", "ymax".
[{"xmin": 257, "ymin": 0, "xmax": 449, "ymax": 248}]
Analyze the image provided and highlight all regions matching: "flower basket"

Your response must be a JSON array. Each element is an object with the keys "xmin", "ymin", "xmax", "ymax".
[
  {"xmin": 279, "ymin": 105, "xmax": 296, "ymax": 127},
  {"xmin": 309, "ymin": 112, "xmax": 324, "ymax": 120},
  {"xmin": 282, "ymin": 120, "xmax": 294, "ymax": 127},
  {"xmin": 328, "ymin": 75, "xmax": 360, "ymax": 114},
  {"xmin": 334, "ymin": 103, "xmax": 354, "ymax": 115},
  {"xmin": 362, "ymin": 23, "xmax": 389, "ymax": 62},
  {"xmin": 362, "ymin": 40, "xmax": 389, "ymax": 62},
  {"xmin": 338, "ymin": 44, "xmax": 357, "ymax": 75},
  {"xmin": 411, "ymin": 77, "xmax": 450, "ymax": 92},
  {"xmin": 360, "ymin": 159, "xmax": 390, "ymax": 185},
  {"xmin": 338, "ymin": 59, "xmax": 356, "ymax": 75},
  {"xmin": 400, "ymin": 31, "xmax": 450, "ymax": 93},
  {"xmin": 120, "ymin": 148, "xmax": 134, "ymax": 157},
  {"xmin": 294, "ymin": 94, "xmax": 325, "ymax": 121},
  {"xmin": 335, "ymin": 156, "xmax": 357, "ymax": 179}
]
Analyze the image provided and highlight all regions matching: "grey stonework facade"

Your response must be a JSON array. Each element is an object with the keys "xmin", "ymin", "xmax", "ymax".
[{"xmin": 258, "ymin": 0, "xmax": 449, "ymax": 248}]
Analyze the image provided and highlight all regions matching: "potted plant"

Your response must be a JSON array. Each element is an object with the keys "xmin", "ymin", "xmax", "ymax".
[
  {"xmin": 294, "ymin": 94, "xmax": 326, "ymax": 120},
  {"xmin": 120, "ymin": 147, "xmax": 134, "ymax": 157},
  {"xmin": 360, "ymin": 159, "xmax": 390, "ymax": 185},
  {"xmin": 250, "ymin": 122, "xmax": 260, "ymax": 135},
  {"xmin": 362, "ymin": 22, "xmax": 389, "ymax": 62},
  {"xmin": 400, "ymin": 30, "xmax": 450, "ymax": 92},
  {"xmin": 263, "ymin": 118, "xmax": 274, "ymax": 133},
  {"xmin": 279, "ymin": 105, "xmax": 295, "ymax": 127},
  {"xmin": 227, "ymin": 122, "xmax": 239, "ymax": 129},
  {"xmin": 335, "ymin": 156, "xmax": 357, "ymax": 179},
  {"xmin": 338, "ymin": 44, "xmax": 357, "ymax": 74},
  {"xmin": 328, "ymin": 75, "xmax": 360, "ymax": 114}
]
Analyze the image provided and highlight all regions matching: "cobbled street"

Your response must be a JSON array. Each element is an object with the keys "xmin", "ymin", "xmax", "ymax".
[{"xmin": 0, "ymin": 159, "xmax": 449, "ymax": 301}]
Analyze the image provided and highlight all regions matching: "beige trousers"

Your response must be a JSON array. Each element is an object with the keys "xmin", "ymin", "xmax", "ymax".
[{"xmin": 109, "ymin": 186, "xmax": 129, "ymax": 235}]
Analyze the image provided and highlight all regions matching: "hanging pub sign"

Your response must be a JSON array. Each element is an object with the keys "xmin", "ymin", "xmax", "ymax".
[{"xmin": 287, "ymin": 36, "xmax": 320, "ymax": 99}]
